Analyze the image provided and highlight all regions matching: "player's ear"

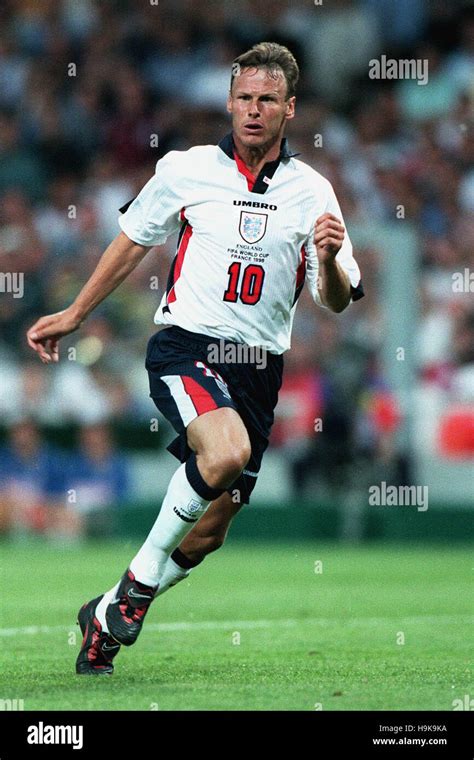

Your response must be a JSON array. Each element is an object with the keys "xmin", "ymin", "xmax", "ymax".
[
  {"xmin": 226, "ymin": 92, "xmax": 233, "ymax": 113},
  {"xmin": 285, "ymin": 96, "xmax": 296, "ymax": 121}
]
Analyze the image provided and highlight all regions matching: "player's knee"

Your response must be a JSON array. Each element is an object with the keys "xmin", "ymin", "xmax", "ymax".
[
  {"xmin": 227, "ymin": 441, "xmax": 251, "ymax": 474},
  {"xmin": 203, "ymin": 442, "xmax": 251, "ymax": 489}
]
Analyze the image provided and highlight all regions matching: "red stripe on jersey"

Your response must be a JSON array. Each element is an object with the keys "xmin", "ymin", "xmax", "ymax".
[
  {"xmin": 167, "ymin": 218, "xmax": 193, "ymax": 305},
  {"xmin": 233, "ymin": 150, "xmax": 256, "ymax": 191},
  {"xmin": 181, "ymin": 376, "xmax": 219, "ymax": 415},
  {"xmin": 296, "ymin": 244, "xmax": 306, "ymax": 290}
]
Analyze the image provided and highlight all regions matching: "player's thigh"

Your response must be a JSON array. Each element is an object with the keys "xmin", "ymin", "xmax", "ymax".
[{"xmin": 187, "ymin": 406, "xmax": 251, "ymax": 461}]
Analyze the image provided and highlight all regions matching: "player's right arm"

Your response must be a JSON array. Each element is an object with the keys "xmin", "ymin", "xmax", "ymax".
[
  {"xmin": 27, "ymin": 150, "xmax": 185, "ymax": 364},
  {"xmin": 27, "ymin": 231, "xmax": 150, "ymax": 364}
]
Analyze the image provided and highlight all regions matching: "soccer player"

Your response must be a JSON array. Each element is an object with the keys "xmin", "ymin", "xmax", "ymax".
[{"xmin": 27, "ymin": 42, "xmax": 363, "ymax": 674}]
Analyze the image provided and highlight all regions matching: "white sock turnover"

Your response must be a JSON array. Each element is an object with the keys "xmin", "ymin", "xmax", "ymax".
[{"xmin": 154, "ymin": 555, "xmax": 191, "ymax": 597}]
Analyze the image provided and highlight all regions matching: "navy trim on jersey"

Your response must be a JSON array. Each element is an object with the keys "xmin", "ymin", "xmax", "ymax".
[
  {"xmin": 218, "ymin": 133, "xmax": 300, "ymax": 195},
  {"xmin": 119, "ymin": 134, "xmax": 300, "ymax": 212},
  {"xmin": 292, "ymin": 279, "xmax": 305, "ymax": 306},
  {"xmin": 119, "ymin": 198, "xmax": 134, "ymax": 214},
  {"xmin": 162, "ymin": 258, "xmax": 176, "ymax": 316},
  {"xmin": 218, "ymin": 132, "xmax": 298, "ymax": 161},
  {"xmin": 162, "ymin": 216, "xmax": 190, "ymax": 316},
  {"xmin": 351, "ymin": 280, "xmax": 365, "ymax": 301}
]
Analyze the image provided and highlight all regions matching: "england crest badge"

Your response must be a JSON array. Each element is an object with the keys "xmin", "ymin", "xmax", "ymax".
[{"xmin": 239, "ymin": 211, "xmax": 267, "ymax": 244}]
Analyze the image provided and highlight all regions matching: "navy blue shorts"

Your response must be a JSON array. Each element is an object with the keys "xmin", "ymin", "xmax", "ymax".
[{"xmin": 145, "ymin": 326, "xmax": 284, "ymax": 504}]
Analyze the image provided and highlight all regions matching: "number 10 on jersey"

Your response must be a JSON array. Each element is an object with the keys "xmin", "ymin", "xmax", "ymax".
[{"xmin": 223, "ymin": 262, "xmax": 265, "ymax": 305}]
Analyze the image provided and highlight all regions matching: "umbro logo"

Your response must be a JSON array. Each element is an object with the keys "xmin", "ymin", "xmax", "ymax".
[
  {"xmin": 233, "ymin": 200, "xmax": 277, "ymax": 210},
  {"xmin": 173, "ymin": 506, "xmax": 198, "ymax": 523}
]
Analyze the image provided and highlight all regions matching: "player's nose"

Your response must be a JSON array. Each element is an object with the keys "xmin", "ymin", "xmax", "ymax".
[{"xmin": 247, "ymin": 101, "xmax": 261, "ymax": 117}]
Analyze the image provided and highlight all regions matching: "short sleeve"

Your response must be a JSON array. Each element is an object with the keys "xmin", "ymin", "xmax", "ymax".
[
  {"xmin": 324, "ymin": 183, "xmax": 364, "ymax": 300},
  {"xmin": 118, "ymin": 152, "xmax": 184, "ymax": 246},
  {"xmin": 304, "ymin": 181, "xmax": 364, "ymax": 305}
]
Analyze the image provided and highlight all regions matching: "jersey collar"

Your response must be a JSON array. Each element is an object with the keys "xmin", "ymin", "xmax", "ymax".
[
  {"xmin": 218, "ymin": 132, "xmax": 299, "ymax": 195},
  {"xmin": 218, "ymin": 132, "xmax": 299, "ymax": 161}
]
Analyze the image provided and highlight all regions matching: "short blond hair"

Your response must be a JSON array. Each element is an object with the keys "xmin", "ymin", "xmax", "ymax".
[{"xmin": 231, "ymin": 42, "xmax": 299, "ymax": 99}]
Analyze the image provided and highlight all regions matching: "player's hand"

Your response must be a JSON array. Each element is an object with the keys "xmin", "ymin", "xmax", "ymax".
[
  {"xmin": 314, "ymin": 213, "xmax": 345, "ymax": 262},
  {"xmin": 26, "ymin": 308, "xmax": 82, "ymax": 364}
]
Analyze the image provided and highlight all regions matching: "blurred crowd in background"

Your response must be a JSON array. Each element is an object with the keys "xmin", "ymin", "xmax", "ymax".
[{"xmin": 0, "ymin": 0, "xmax": 473, "ymax": 537}]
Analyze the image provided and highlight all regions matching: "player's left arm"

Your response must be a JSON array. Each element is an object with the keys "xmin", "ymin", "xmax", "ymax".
[
  {"xmin": 314, "ymin": 212, "xmax": 351, "ymax": 313},
  {"xmin": 311, "ymin": 180, "xmax": 364, "ymax": 313}
]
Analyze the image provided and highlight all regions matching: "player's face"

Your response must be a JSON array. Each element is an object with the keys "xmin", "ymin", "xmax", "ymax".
[{"xmin": 227, "ymin": 67, "xmax": 295, "ymax": 149}]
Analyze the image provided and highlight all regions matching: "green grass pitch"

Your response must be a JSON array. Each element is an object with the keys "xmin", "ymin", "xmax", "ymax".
[{"xmin": 0, "ymin": 539, "xmax": 472, "ymax": 710}]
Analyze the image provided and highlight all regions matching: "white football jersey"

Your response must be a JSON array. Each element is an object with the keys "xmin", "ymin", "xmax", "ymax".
[{"xmin": 118, "ymin": 133, "xmax": 363, "ymax": 354}]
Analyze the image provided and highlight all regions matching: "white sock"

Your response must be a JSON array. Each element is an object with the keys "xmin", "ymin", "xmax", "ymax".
[
  {"xmin": 95, "ymin": 581, "xmax": 120, "ymax": 632},
  {"xmin": 154, "ymin": 555, "xmax": 191, "ymax": 597},
  {"xmin": 95, "ymin": 462, "xmax": 212, "ymax": 632},
  {"xmin": 129, "ymin": 462, "xmax": 211, "ymax": 586}
]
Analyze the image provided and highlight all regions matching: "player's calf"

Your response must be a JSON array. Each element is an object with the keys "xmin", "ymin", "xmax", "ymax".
[
  {"xmin": 180, "ymin": 490, "xmax": 239, "ymax": 560},
  {"xmin": 156, "ymin": 491, "xmax": 243, "ymax": 597}
]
